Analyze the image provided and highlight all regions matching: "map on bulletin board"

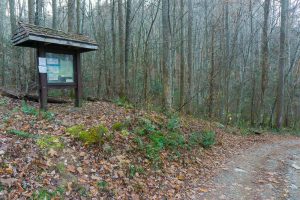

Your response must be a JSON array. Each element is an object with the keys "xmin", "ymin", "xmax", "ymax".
[{"xmin": 46, "ymin": 53, "xmax": 74, "ymax": 83}]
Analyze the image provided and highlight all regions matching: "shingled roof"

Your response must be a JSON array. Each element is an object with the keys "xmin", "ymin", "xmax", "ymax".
[{"xmin": 12, "ymin": 22, "xmax": 98, "ymax": 52}]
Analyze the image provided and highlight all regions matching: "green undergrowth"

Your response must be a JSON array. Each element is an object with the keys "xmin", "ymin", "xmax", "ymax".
[
  {"xmin": 67, "ymin": 124, "xmax": 112, "ymax": 145},
  {"xmin": 7, "ymin": 129, "xmax": 39, "ymax": 139},
  {"xmin": 7, "ymin": 129, "xmax": 64, "ymax": 151},
  {"xmin": 133, "ymin": 115, "xmax": 216, "ymax": 168},
  {"xmin": 113, "ymin": 96, "xmax": 134, "ymax": 109},
  {"xmin": 67, "ymin": 114, "xmax": 216, "ymax": 169},
  {"xmin": 32, "ymin": 187, "xmax": 65, "ymax": 200},
  {"xmin": 37, "ymin": 135, "xmax": 64, "ymax": 150},
  {"xmin": 21, "ymin": 100, "xmax": 55, "ymax": 121}
]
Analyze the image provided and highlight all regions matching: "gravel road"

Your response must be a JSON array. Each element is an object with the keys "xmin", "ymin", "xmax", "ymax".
[{"xmin": 200, "ymin": 139, "xmax": 300, "ymax": 200}]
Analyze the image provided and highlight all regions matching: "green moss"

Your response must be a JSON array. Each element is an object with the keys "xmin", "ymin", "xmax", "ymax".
[
  {"xmin": 67, "ymin": 124, "xmax": 110, "ymax": 145},
  {"xmin": 66, "ymin": 125, "xmax": 85, "ymax": 138},
  {"xmin": 37, "ymin": 135, "xmax": 64, "ymax": 150},
  {"xmin": 112, "ymin": 122, "xmax": 124, "ymax": 131}
]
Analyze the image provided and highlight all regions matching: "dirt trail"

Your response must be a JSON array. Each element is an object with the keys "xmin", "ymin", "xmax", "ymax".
[{"xmin": 199, "ymin": 139, "xmax": 300, "ymax": 200}]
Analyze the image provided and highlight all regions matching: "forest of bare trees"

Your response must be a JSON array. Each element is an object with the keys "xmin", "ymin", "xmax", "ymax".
[{"xmin": 0, "ymin": 0, "xmax": 300, "ymax": 129}]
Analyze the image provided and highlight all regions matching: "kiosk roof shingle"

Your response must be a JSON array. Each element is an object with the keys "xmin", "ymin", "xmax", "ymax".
[{"xmin": 12, "ymin": 22, "xmax": 98, "ymax": 52}]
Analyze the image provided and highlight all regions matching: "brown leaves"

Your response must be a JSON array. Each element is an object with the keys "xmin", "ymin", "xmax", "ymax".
[
  {"xmin": 48, "ymin": 148, "xmax": 58, "ymax": 157},
  {"xmin": 67, "ymin": 165, "xmax": 76, "ymax": 173},
  {"xmin": 0, "ymin": 178, "xmax": 18, "ymax": 187},
  {"xmin": 1, "ymin": 97, "xmax": 288, "ymax": 199}
]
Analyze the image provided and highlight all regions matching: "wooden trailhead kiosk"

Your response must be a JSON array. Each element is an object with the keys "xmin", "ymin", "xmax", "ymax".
[{"xmin": 12, "ymin": 22, "xmax": 98, "ymax": 110}]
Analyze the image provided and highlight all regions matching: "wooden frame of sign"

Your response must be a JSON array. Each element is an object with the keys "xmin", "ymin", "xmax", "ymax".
[{"xmin": 12, "ymin": 22, "xmax": 98, "ymax": 110}]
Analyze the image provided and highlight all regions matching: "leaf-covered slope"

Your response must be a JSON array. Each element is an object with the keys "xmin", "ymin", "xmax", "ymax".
[{"xmin": 0, "ymin": 96, "xmax": 277, "ymax": 199}]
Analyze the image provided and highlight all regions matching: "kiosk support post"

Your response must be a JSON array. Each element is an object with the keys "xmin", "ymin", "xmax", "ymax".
[
  {"xmin": 75, "ymin": 52, "xmax": 82, "ymax": 107},
  {"xmin": 37, "ymin": 46, "xmax": 48, "ymax": 111}
]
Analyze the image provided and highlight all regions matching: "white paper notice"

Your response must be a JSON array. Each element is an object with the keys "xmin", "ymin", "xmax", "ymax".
[
  {"xmin": 39, "ymin": 57, "xmax": 46, "ymax": 66},
  {"xmin": 38, "ymin": 65, "xmax": 47, "ymax": 73}
]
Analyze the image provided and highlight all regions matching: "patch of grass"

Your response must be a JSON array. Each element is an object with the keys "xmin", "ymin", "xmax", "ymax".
[
  {"xmin": 165, "ymin": 131, "xmax": 185, "ymax": 149},
  {"xmin": 0, "ymin": 98, "xmax": 8, "ymax": 106},
  {"xmin": 201, "ymin": 131, "xmax": 216, "ymax": 149},
  {"xmin": 167, "ymin": 116, "xmax": 180, "ymax": 131},
  {"xmin": 134, "ymin": 136, "xmax": 144, "ymax": 150},
  {"xmin": 73, "ymin": 183, "xmax": 88, "ymax": 197},
  {"xmin": 7, "ymin": 129, "xmax": 39, "ymax": 139},
  {"xmin": 103, "ymin": 144, "xmax": 113, "ymax": 154},
  {"xmin": 56, "ymin": 162, "xmax": 66, "ymax": 174},
  {"xmin": 114, "ymin": 96, "xmax": 134, "ymax": 109},
  {"xmin": 37, "ymin": 135, "xmax": 64, "ymax": 150},
  {"xmin": 97, "ymin": 181, "xmax": 109, "ymax": 189},
  {"xmin": 112, "ymin": 122, "xmax": 124, "ymax": 131},
  {"xmin": 128, "ymin": 165, "xmax": 145, "ymax": 178},
  {"xmin": 32, "ymin": 187, "xmax": 64, "ymax": 200},
  {"xmin": 67, "ymin": 124, "xmax": 110, "ymax": 145},
  {"xmin": 188, "ymin": 132, "xmax": 202, "ymax": 147},
  {"xmin": 188, "ymin": 131, "xmax": 216, "ymax": 149},
  {"xmin": 21, "ymin": 100, "xmax": 38, "ymax": 116},
  {"xmin": 21, "ymin": 101, "xmax": 55, "ymax": 120},
  {"xmin": 137, "ymin": 117, "xmax": 157, "ymax": 135}
]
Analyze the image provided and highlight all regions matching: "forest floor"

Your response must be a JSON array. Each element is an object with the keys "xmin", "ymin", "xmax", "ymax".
[{"xmin": 0, "ymin": 95, "xmax": 299, "ymax": 199}]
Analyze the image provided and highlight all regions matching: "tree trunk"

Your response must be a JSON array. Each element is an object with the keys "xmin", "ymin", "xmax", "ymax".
[
  {"xmin": 0, "ymin": 0, "xmax": 6, "ymax": 86},
  {"xmin": 276, "ymin": 0, "xmax": 288, "ymax": 129},
  {"xmin": 118, "ymin": 0, "xmax": 125, "ymax": 97},
  {"xmin": 52, "ymin": 0, "xmax": 57, "ymax": 29},
  {"xmin": 125, "ymin": 0, "xmax": 131, "ymax": 96},
  {"xmin": 187, "ymin": 0, "xmax": 193, "ymax": 113},
  {"xmin": 162, "ymin": 0, "xmax": 171, "ymax": 111},
  {"xmin": 77, "ymin": 0, "xmax": 81, "ymax": 33},
  {"xmin": 208, "ymin": 25, "xmax": 215, "ymax": 119},
  {"xmin": 259, "ymin": 0, "xmax": 271, "ymax": 126},
  {"xmin": 111, "ymin": 0, "xmax": 116, "ymax": 96},
  {"xmin": 28, "ymin": 0, "xmax": 35, "ymax": 24},
  {"xmin": 35, "ymin": 0, "xmax": 43, "ymax": 26},
  {"xmin": 179, "ymin": 0, "xmax": 184, "ymax": 111},
  {"xmin": 68, "ymin": 0, "xmax": 76, "ymax": 33}
]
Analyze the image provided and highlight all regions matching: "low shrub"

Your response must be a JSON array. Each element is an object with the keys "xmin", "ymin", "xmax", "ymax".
[
  {"xmin": 188, "ymin": 131, "xmax": 216, "ymax": 149},
  {"xmin": 167, "ymin": 116, "xmax": 180, "ymax": 131},
  {"xmin": 201, "ymin": 131, "xmax": 216, "ymax": 149},
  {"xmin": 165, "ymin": 131, "xmax": 185, "ymax": 149},
  {"xmin": 114, "ymin": 96, "xmax": 134, "ymax": 109}
]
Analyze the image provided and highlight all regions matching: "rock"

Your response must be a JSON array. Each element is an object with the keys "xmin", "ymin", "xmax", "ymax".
[
  {"xmin": 290, "ymin": 184, "xmax": 298, "ymax": 190},
  {"xmin": 234, "ymin": 168, "xmax": 247, "ymax": 173},
  {"xmin": 292, "ymin": 163, "xmax": 300, "ymax": 170}
]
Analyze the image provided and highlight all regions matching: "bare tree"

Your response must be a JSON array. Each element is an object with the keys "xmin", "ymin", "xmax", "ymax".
[
  {"xmin": 276, "ymin": 0, "xmax": 289, "ymax": 129},
  {"xmin": 187, "ymin": 0, "xmax": 193, "ymax": 113},
  {"xmin": 118, "ymin": 0, "xmax": 125, "ymax": 97},
  {"xmin": 179, "ymin": 0, "xmax": 184, "ymax": 111},
  {"xmin": 162, "ymin": 0, "xmax": 171, "ymax": 110},
  {"xmin": 125, "ymin": 0, "xmax": 132, "ymax": 95},
  {"xmin": 259, "ymin": 0, "xmax": 271, "ymax": 125},
  {"xmin": 68, "ymin": 0, "xmax": 76, "ymax": 32},
  {"xmin": 52, "ymin": 0, "xmax": 57, "ymax": 29}
]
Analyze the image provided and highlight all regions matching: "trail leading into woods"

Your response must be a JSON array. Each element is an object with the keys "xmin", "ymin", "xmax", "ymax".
[{"xmin": 200, "ymin": 139, "xmax": 300, "ymax": 200}]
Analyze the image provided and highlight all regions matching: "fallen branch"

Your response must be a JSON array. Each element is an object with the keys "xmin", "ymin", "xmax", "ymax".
[{"xmin": 0, "ymin": 88, "xmax": 69, "ymax": 104}]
